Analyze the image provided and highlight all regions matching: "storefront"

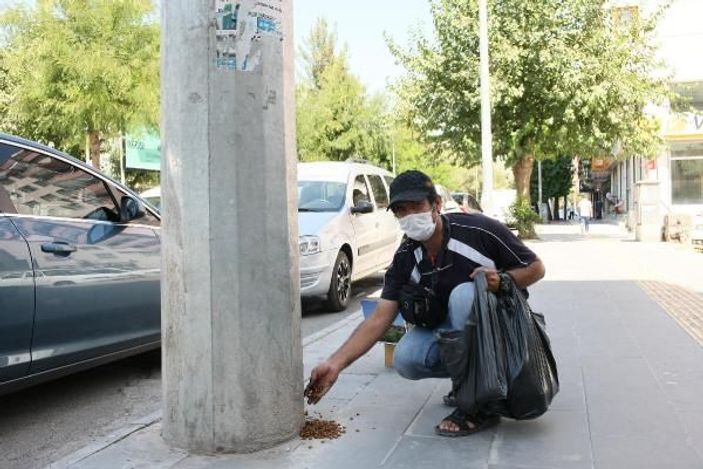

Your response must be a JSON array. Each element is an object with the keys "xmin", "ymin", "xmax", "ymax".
[{"xmin": 609, "ymin": 106, "xmax": 703, "ymax": 237}]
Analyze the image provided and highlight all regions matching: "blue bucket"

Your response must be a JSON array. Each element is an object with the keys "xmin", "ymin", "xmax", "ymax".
[{"xmin": 360, "ymin": 298, "xmax": 405, "ymax": 327}]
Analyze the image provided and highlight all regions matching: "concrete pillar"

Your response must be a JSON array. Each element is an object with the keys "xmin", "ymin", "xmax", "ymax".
[{"xmin": 160, "ymin": 0, "xmax": 302, "ymax": 453}]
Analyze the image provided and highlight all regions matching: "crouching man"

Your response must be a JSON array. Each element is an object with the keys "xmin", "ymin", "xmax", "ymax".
[{"xmin": 306, "ymin": 170, "xmax": 545, "ymax": 436}]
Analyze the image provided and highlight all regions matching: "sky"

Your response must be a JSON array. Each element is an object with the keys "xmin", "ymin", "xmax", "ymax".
[{"xmin": 293, "ymin": 0, "xmax": 432, "ymax": 93}]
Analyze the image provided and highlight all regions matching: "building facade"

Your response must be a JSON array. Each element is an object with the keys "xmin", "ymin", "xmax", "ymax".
[{"xmin": 608, "ymin": 0, "xmax": 703, "ymax": 239}]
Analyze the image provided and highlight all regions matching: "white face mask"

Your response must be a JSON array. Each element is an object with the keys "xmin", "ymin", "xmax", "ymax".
[{"xmin": 399, "ymin": 210, "xmax": 436, "ymax": 241}]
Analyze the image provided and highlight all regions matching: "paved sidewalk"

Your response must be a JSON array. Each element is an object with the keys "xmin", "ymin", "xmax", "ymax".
[{"xmin": 49, "ymin": 221, "xmax": 703, "ymax": 469}]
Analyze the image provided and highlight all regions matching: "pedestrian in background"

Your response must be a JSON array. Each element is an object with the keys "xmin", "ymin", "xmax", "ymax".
[{"xmin": 578, "ymin": 196, "xmax": 593, "ymax": 233}]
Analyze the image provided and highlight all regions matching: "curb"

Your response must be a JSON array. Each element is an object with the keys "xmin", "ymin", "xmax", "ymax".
[
  {"xmin": 302, "ymin": 309, "xmax": 363, "ymax": 347},
  {"xmin": 44, "ymin": 301, "xmax": 372, "ymax": 468},
  {"xmin": 45, "ymin": 411, "xmax": 162, "ymax": 469}
]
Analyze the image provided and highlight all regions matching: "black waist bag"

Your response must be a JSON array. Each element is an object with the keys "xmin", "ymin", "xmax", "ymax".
[{"xmin": 399, "ymin": 283, "xmax": 447, "ymax": 328}]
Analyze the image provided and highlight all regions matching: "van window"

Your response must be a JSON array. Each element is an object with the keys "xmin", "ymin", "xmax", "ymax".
[
  {"xmin": 367, "ymin": 174, "xmax": 389, "ymax": 209},
  {"xmin": 352, "ymin": 175, "xmax": 371, "ymax": 206}
]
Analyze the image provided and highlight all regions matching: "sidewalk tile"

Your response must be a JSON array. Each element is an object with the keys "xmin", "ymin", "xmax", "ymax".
[
  {"xmin": 678, "ymin": 410, "xmax": 703, "ymax": 461},
  {"xmin": 292, "ymin": 404, "xmax": 425, "ymax": 469},
  {"xmin": 591, "ymin": 433, "xmax": 702, "ymax": 469},
  {"xmin": 487, "ymin": 410, "xmax": 593, "ymax": 469},
  {"xmin": 582, "ymin": 357, "xmax": 682, "ymax": 439},
  {"xmin": 347, "ymin": 372, "xmax": 439, "ymax": 409},
  {"xmin": 646, "ymin": 354, "xmax": 703, "ymax": 412},
  {"xmin": 382, "ymin": 436, "xmax": 492, "ymax": 469},
  {"xmin": 403, "ymin": 384, "xmax": 460, "ymax": 438},
  {"xmin": 70, "ymin": 424, "xmax": 187, "ymax": 469},
  {"xmin": 547, "ymin": 365, "xmax": 586, "ymax": 412},
  {"xmin": 322, "ymin": 373, "xmax": 375, "ymax": 401}
]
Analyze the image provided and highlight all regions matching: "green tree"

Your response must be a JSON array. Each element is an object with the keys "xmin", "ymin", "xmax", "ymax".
[
  {"xmin": 1, "ymin": 0, "xmax": 159, "ymax": 167},
  {"xmin": 297, "ymin": 17, "xmax": 386, "ymax": 163},
  {"xmin": 296, "ymin": 58, "xmax": 369, "ymax": 162},
  {"xmin": 298, "ymin": 17, "xmax": 343, "ymax": 90},
  {"xmin": 0, "ymin": 49, "xmax": 13, "ymax": 134},
  {"xmin": 530, "ymin": 155, "xmax": 573, "ymax": 219},
  {"xmin": 390, "ymin": 0, "xmax": 672, "ymax": 203}
]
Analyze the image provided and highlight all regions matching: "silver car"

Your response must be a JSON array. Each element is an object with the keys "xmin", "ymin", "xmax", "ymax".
[{"xmin": 298, "ymin": 161, "xmax": 402, "ymax": 311}]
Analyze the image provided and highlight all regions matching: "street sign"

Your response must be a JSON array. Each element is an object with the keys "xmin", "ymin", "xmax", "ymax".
[{"xmin": 125, "ymin": 131, "xmax": 160, "ymax": 171}]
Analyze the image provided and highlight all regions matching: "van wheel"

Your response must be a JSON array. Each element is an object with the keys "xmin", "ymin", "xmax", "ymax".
[{"xmin": 326, "ymin": 251, "xmax": 352, "ymax": 312}]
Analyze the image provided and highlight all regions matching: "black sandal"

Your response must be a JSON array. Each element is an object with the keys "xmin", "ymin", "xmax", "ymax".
[{"xmin": 434, "ymin": 409, "xmax": 500, "ymax": 437}]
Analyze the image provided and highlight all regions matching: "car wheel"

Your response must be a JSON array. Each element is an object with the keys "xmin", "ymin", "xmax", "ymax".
[{"xmin": 326, "ymin": 251, "xmax": 352, "ymax": 312}]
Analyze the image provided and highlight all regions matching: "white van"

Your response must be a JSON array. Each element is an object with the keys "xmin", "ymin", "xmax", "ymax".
[
  {"xmin": 136, "ymin": 162, "xmax": 402, "ymax": 311},
  {"xmin": 298, "ymin": 161, "xmax": 402, "ymax": 311}
]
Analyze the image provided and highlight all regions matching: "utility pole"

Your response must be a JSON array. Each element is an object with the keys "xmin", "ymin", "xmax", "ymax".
[
  {"xmin": 392, "ymin": 135, "xmax": 397, "ymax": 175},
  {"xmin": 537, "ymin": 159, "xmax": 547, "ymax": 222},
  {"xmin": 161, "ymin": 0, "xmax": 302, "ymax": 453},
  {"xmin": 118, "ymin": 135, "xmax": 126, "ymax": 185},
  {"xmin": 478, "ymin": 0, "xmax": 494, "ymax": 216},
  {"xmin": 537, "ymin": 160, "xmax": 543, "ymax": 205}
]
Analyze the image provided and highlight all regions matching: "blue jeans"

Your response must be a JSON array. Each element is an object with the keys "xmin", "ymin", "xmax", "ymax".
[
  {"xmin": 580, "ymin": 216, "xmax": 590, "ymax": 233},
  {"xmin": 392, "ymin": 282, "xmax": 475, "ymax": 380}
]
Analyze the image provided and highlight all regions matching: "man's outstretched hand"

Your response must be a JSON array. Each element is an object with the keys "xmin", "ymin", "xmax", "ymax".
[{"xmin": 305, "ymin": 360, "xmax": 342, "ymax": 405}]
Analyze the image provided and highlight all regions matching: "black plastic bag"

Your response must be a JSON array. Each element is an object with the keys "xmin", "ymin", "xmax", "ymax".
[
  {"xmin": 437, "ymin": 272, "xmax": 508, "ymax": 413},
  {"xmin": 438, "ymin": 272, "xmax": 558, "ymax": 420},
  {"xmin": 494, "ymin": 282, "xmax": 559, "ymax": 420}
]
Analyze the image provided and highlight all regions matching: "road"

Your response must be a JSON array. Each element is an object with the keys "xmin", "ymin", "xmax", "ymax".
[{"xmin": 0, "ymin": 273, "xmax": 384, "ymax": 469}]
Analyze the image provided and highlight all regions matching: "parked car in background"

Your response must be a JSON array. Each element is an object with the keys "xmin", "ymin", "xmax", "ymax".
[
  {"xmin": 298, "ymin": 161, "xmax": 402, "ymax": 311},
  {"xmin": 140, "ymin": 186, "xmax": 161, "ymax": 211},
  {"xmin": 0, "ymin": 134, "xmax": 161, "ymax": 395},
  {"xmin": 435, "ymin": 184, "xmax": 462, "ymax": 213},
  {"xmin": 127, "ymin": 161, "xmax": 402, "ymax": 312},
  {"xmin": 451, "ymin": 191, "xmax": 483, "ymax": 213},
  {"xmin": 489, "ymin": 189, "xmax": 517, "ymax": 224}
]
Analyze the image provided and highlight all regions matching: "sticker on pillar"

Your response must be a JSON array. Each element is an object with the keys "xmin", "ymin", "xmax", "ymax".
[{"xmin": 213, "ymin": 0, "xmax": 284, "ymax": 72}]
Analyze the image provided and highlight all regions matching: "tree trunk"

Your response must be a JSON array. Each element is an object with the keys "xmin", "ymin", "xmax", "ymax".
[
  {"xmin": 554, "ymin": 197, "xmax": 560, "ymax": 221},
  {"xmin": 512, "ymin": 155, "xmax": 534, "ymax": 202},
  {"xmin": 88, "ymin": 132, "xmax": 101, "ymax": 168}
]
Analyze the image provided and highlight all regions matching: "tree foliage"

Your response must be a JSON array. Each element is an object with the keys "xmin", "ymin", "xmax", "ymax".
[
  {"xmin": 530, "ymin": 155, "xmax": 573, "ymax": 203},
  {"xmin": 296, "ymin": 15, "xmax": 516, "ymax": 196},
  {"xmin": 390, "ymin": 0, "xmax": 673, "ymax": 202},
  {"xmin": 0, "ymin": 0, "xmax": 159, "ymax": 167},
  {"xmin": 296, "ymin": 18, "xmax": 372, "ymax": 162}
]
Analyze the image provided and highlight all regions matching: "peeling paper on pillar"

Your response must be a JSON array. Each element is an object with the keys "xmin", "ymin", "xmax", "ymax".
[{"xmin": 213, "ymin": 0, "xmax": 284, "ymax": 72}]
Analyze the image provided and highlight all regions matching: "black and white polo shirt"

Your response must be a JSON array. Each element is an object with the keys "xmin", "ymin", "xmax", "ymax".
[{"xmin": 381, "ymin": 212, "xmax": 539, "ymax": 308}]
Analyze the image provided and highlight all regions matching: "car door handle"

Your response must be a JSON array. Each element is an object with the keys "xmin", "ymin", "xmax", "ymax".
[{"xmin": 41, "ymin": 242, "xmax": 77, "ymax": 254}]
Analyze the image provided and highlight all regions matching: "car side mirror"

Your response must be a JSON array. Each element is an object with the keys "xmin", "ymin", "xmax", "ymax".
[
  {"xmin": 351, "ymin": 200, "xmax": 374, "ymax": 214},
  {"xmin": 120, "ymin": 196, "xmax": 145, "ymax": 223}
]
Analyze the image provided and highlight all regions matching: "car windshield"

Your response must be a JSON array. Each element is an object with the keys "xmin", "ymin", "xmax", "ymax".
[{"xmin": 297, "ymin": 181, "xmax": 346, "ymax": 212}]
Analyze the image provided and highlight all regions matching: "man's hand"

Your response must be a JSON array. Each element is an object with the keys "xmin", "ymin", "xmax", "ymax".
[
  {"xmin": 304, "ymin": 360, "xmax": 342, "ymax": 405},
  {"xmin": 470, "ymin": 266, "xmax": 500, "ymax": 292},
  {"xmin": 304, "ymin": 299, "xmax": 399, "ymax": 405}
]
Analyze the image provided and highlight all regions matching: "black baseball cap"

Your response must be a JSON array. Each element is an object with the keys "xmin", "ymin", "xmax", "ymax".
[{"xmin": 388, "ymin": 170, "xmax": 438, "ymax": 211}]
